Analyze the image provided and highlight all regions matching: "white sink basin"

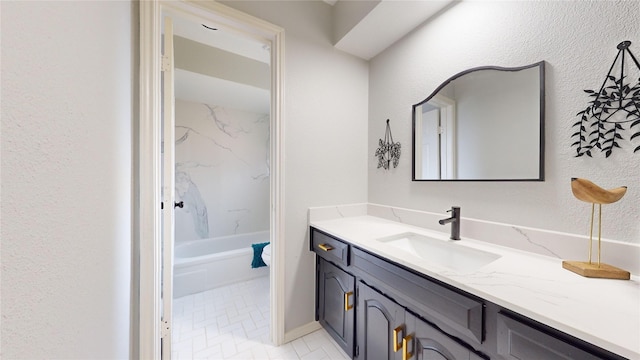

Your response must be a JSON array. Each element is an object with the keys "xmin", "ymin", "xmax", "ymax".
[{"xmin": 377, "ymin": 232, "xmax": 501, "ymax": 272}]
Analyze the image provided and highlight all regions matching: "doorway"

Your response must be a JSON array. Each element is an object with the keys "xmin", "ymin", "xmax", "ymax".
[{"xmin": 138, "ymin": 1, "xmax": 285, "ymax": 358}]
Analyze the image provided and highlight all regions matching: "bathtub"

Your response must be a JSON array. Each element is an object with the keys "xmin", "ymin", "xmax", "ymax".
[{"xmin": 173, "ymin": 231, "xmax": 270, "ymax": 298}]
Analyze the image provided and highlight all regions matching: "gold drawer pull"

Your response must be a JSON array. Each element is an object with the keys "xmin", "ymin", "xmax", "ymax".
[
  {"xmin": 393, "ymin": 325, "xmax": 404, "ymax": 352},
  {"xmin": 344, "ymin": 291, "xmax": 354, "ymax": 311},
  {"xmin": 402, "ymin": 335, "xmax": 413, "ymax": 360},
  {"xmin": 318, "ymin": 243, "xmax": 333, "ymax": 251}
]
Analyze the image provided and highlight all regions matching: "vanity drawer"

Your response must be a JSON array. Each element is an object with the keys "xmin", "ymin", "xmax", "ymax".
[
  {"xmin": 496, "ymin": 311, "xmax": 624, "ymax": 360},
  {"xmin": 352, "ymin": 247, "xmax": 484, "ymax": 345},
  {"xmin": 497, "ymin": 312, "xmax": 601, "ymax": 360},
  {"xmin": 311, "ymin": 228, "xmax": 350, "ymax": 267}
]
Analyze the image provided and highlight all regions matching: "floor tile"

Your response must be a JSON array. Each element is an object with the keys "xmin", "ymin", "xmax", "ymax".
[{"xmin": 172, "ymin": 276, "xmax": 349, "ymax": 360}]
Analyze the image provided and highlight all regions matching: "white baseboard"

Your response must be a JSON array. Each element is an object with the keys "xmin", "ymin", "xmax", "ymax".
[{"xmin": 283, "ymin": 321, "xmax": 322, "ymax": 343}]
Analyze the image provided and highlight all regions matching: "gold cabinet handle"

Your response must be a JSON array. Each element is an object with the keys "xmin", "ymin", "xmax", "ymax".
[
  {"xmin": 318, "ymin": 243, "xmax": 333, "ymax": 251},
  {"xmin": 393, "ymin": 325, "xmax": 404, "ymax": 352},
  {"xmin": 344, "ymin": 291, "xmax": 354, "ymax": 311},
  {"xmin": 402, "ymin": 334, "xmax": 413, "ymax": 360}
]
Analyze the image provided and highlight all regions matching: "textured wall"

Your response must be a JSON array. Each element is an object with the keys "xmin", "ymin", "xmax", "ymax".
[
  {"xmin": 1, "ymin": 1, "xmax": 132, "ymax": 358},
  {"xmin": 369, "ymin": 1, "xmax": 640, "ymax": 244},
  {"xmin": 174, "ymin": 100, "xmax": 270, "ymax": 241},
  {"xmin": 221, "ymin": 0, "xmax": 370, "ymax": 334}
]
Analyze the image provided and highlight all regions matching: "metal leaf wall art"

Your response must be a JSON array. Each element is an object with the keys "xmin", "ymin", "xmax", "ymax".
[
  {"xmin": 375, "ymin": 119, "xmax": 401, "ymax": 170},
  {"xmin": 572, "ymin": 40, "xmax": 640, "ymax": 157}
]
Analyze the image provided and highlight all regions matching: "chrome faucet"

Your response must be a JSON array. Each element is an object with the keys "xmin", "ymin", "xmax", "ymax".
[{"xmin": 438, "ymin": 206, "xmax": 461, "ymax": 240}]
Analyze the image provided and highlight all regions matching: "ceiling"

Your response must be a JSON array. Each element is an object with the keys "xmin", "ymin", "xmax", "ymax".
[
  {"xmin": 172, "ymin": 0, "xmax": 456, "ymax": 112},
  {"xmin": 330, "ymin": 0, "xmax": 455, "ymax": 60},
  {"xmin": 172, "ymin": 14, "xmax": 270, "ymax": 114}
]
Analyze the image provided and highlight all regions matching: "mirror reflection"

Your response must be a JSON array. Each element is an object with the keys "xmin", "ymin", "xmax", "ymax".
[{"xmin": 412, "ymin": 62, "xmax": 545, "ymax": 181}]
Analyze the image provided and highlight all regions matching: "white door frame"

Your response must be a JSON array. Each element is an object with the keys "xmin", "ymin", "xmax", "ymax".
[
  {"xmin": 160, "ymin": 15, "xmax": 176, "ymax": 357},
  {"xmin": 138, "ymin": 1, "xmax": 285, "ymax": 358}
]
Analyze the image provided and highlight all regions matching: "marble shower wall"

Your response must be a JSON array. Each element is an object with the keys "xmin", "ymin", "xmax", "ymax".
[{"xmin": 174, "ymin": 99, "xmax": 270, "ymax": 243}]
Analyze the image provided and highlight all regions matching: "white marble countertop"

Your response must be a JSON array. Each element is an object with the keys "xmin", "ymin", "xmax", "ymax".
[{"xmin": 310, "ymin": 215, "xmax": 640, "ymax": 359}]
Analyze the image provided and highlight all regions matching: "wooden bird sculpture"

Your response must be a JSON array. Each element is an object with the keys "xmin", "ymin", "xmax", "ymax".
[
  {"xmin": 570, "ymin": 178, "xmax": 627, "ymax": 204},
  {"xmin": 563, "ymin": 178, "xmax": 630, "ymax": 280}
]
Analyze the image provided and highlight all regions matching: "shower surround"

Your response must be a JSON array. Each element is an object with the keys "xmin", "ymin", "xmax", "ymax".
[{"xmin": 174, "ymin": 99, "xmax": 270, "ymax": 243}]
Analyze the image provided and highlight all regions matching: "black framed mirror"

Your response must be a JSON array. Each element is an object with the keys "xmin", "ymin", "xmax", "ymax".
[{"xmin": 412, "ymin": 62, "xmax": 545, "ymax": 181}]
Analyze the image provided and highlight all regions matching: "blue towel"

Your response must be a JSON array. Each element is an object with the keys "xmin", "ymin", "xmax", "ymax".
[{"xmin": 251, "ymin": 242, "xmax": 270, "ymax": 268}]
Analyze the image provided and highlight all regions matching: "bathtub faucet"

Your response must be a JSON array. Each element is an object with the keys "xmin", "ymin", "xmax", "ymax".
[{"xmin": 438, "ymin": 206, "xmax": 460, "ymax": 240}]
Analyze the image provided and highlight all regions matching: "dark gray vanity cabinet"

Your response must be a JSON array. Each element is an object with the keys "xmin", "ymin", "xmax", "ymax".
[
  {"xmin": 355, "ymin": 281, "xmax": 404, "ymax": 360},
  {"xmin": 316, "ymin": 258, "xmax": 356, "ymax": 358},
  {"xmin": 310, "ymin": 227, "xmax": 627, "ymax": 360}
]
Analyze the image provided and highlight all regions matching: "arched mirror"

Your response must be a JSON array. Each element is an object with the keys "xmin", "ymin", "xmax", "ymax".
[{"xmin": 412, "ymin": 62, "xmax": 545, "ymax": 181}]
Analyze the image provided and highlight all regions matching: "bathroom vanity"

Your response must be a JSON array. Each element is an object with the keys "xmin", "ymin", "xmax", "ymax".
[{"xmin": 310, "ymin": 212, "xmax": 638, "ymax": 360}]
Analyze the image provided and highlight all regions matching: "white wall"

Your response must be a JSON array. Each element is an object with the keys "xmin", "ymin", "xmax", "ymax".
[
  {"xmin": 1, "ymin": 1, "xmax": 133, "ymax": 358},
  {"xmin": 221, "ymin": 1, "xmax": 369, "ymax": 334},
  {"xmin": 369, "ymin": 1, "xmax": 640, "ymax": 243}
]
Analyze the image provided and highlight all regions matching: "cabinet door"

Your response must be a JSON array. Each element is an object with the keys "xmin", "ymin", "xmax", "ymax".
[
  {"xmin": 404, "ymin": 312, "xmax": 479, "ymax": 360},
  {"xmin": 317, "ymin": 258, "xmax": 355, "ymax": 357},
  {"xmin": 356, "ymin": 282, "xmax": 404, "ymax": 360}
]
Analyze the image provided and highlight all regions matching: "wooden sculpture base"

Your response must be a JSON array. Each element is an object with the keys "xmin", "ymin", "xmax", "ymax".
[{"xmin": 562, "ymin": 261, "xmax": 630, "ymax": 280}]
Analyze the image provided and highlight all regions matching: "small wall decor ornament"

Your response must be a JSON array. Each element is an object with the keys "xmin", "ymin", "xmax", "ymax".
[
  {"xmin": 571, "ymin": 40, "xmax": 640, "ymax": 157},
  {"xmin": 375, "ymin": 119, "xmax": 401, "ymax": 170},
  {"xmin": 562, "ymin": 178, "xmax": 630, "ymax": 280}
]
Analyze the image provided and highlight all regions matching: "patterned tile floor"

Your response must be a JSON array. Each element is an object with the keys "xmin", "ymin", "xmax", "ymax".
[{"xmin": 172, "ymin": 276, "xmax": 350, "ymax": 360}]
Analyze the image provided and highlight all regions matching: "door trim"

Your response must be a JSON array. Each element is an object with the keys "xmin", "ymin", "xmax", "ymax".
[
  {"xmin": 138, "ymin": 1, "xmax": 285, "ymax": 358},
  {"xmin": 160, "ymin": 14, "xmax": 176, "ymax": 356}
]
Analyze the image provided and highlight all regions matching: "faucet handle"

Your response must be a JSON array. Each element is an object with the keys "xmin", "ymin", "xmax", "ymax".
[{"xmin": 447, "ymin": 206, "xmax": 461, "ymax": 216}]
